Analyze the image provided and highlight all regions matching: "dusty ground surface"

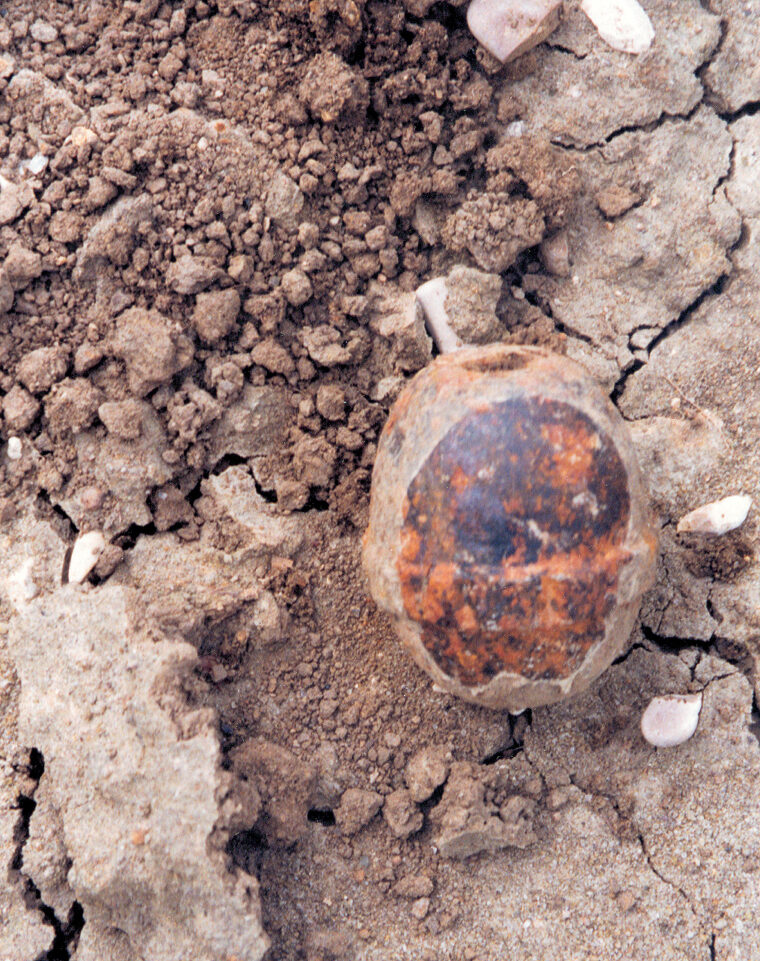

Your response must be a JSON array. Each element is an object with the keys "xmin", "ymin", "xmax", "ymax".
[{"xmin": 0, "ymin": 1, "xmax": 759, "ymax": 959}]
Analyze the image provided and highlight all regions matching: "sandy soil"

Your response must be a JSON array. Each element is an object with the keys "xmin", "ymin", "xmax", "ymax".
[{"xmin": 1, "ymin": 1, "xmax": 759, "ymax": 960}]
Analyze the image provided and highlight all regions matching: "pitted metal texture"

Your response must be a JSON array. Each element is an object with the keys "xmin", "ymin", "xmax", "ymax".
[{"xmin": 398, "ymin": 395, "xmax": 632, "ymax": 685}]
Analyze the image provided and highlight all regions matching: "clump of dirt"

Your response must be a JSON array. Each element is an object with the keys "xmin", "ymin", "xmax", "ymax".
[
  {"xmin": 0, "ymin": 0, "xmax": 574, "ymax": 533},
  {"xmin": 682, "ymin": 532, "xmax": 755, "ymax": 582}
]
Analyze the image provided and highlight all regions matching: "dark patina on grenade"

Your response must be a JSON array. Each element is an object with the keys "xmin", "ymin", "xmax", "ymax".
[{"xmin": 363, "ymin": 344, "xmax": 658, "ymax": 712}]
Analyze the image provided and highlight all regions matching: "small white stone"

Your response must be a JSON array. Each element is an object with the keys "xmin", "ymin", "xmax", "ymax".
[
  {"xmin": 415, "ymin": 277, "xmax": 463, "ymax": 354},
  {"xmin": 30, "ymin": 20, "xmax": 59, "ymax": 44},
  {"xmin": 676, "ymin": 494, "xmax": 752, "ymax": 536},
  {"xmin": 581, "ymin": 0, "xmax": 654, "ymax": 54},
  {"xmin": 67, "ymin": 531, "xmax": 106, "ymax": 585},
  {"xmin": 641, "ymin": 693, "xmax": 702, "ymax": 748},
  {"xmin": 467, "ymin": 0, "xmax": 563, "ymax": 65},
  {"xmin": 6, "ymin": 436, "xmax": 22, "ymax": 460},
  {"xmin": 21, "ymin": 153, "xmax": 48, "ymax": 176}
]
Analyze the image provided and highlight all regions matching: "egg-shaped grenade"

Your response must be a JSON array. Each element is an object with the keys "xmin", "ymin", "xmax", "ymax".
[{"xmin": 363, "ymin": 344, "xmax": 658, "ymax": 712}]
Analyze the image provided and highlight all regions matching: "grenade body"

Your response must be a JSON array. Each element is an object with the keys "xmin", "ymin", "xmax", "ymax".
[{"xmin": 363, "ymin": 345, "xmax": 658, "ymax": 712}]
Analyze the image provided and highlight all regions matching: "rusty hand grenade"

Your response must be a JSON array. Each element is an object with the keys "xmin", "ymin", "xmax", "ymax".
[{"xmin": 363, "ymin": 344, "xmax": 658, "ymax": 712}]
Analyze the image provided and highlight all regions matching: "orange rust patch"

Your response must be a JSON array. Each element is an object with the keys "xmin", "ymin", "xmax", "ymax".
[
  {"xmin": 450, "ymin": 465, "xmax": 471, "ymax": 493},
  {"xmin": 400, "ymin": 527, "xmax": 422, "ymax": 564},
  {"xmin": 541, "ymin": 421, "xmax": 598, "ymax": 489},
  {"xmin": 396, "ymin": 396, "xmax": 631, "ymax": 686}
]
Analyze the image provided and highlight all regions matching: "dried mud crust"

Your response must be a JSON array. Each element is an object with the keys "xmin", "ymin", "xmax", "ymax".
[{"xmin": 0, "ymin": 1, "xmax": 759, "ymax": 961}]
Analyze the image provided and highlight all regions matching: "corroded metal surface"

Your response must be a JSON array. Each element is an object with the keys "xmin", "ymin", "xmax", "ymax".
[
  {"xmin": 363, "ymin": 344, "xmax": 658, "ymax": 711},
  {"xmin": 399, "ymin": 396, "xmax": 631, "ymax": 686}
]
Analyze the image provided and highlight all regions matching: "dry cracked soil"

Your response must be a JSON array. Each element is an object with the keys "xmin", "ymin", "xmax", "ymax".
[{"xmin": 0, "ymin": 1, "xmax": 759, "ymax": 959}]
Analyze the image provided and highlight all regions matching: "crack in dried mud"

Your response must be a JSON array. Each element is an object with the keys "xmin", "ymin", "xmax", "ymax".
[
  {"xmin": 7, "ymin": 749, "xmax": 81, "ymax": 961},
  {"xmin": 560, "ymin": 765, "xmax": 701, "ymax": 918},
  {"xmin": 717, "ymin": 99, "xmax": 760, "ymax": 123},
  {"xmin": 636, "ymin": 829, "xmax": 699, "ymax": 917},
  {"xmin": 611, "ymin": 267, "xmax": 734, "ymax": 409},
  {"xmin": 543, "ymin": 21, "xmax": 748, "ymax": 411},
  {"xmin": 544, "ymin": 42, "xmax": 588, "ymax": 62}
]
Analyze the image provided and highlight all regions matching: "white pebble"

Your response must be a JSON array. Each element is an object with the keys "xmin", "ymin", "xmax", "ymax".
[
  {"xmin": 23, "ymin": 153, "xmax": 48, "ymax": 176},
  {"xmin": 467, "ymin": 0, "xmax": 563, "ymax": 65},
  {"xmin": 6, "ymin": 437, "xmax": 22, "ymax": 460},
  {"xmin": 30, "ymin": 20, "xmax": 59, "ymax": 43},
  {"xmin": 67, "ymin": 531, "xmax": 106, "ymax": 585},
  {"xmin": 581, "ymin": 0, "xmax": 654, "ymax": 54},
  {"xmin": 415, "ymin": 277, "xmax": 463, "ymax": 354},
  {"xmin": 676, "ymin": 494, "xmax": 752, "ymax": 536},
  {"xmin": 641, "ymin": 693, "xmax": 702, "ymax": 748}
]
